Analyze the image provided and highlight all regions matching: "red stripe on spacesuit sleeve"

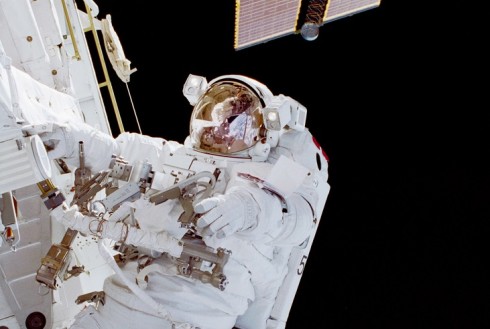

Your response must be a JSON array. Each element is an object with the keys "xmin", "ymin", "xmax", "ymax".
[{"xmin": 312, "ymin": 135, "xmax": 329, "ymax": 162}]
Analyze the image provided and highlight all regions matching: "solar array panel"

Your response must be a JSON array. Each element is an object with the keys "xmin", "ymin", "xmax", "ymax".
[
  {"xmin": 234, "ymin": 0, "xmax": 302, "ymax": 50},
  {"xmin": 234, "ymin": 0, "xmax": 381, "ymax": 50}
]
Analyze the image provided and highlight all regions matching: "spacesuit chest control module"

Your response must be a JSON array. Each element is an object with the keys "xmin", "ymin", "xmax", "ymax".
[{"xmin": 38, "ymin": 74, "xmax": 330, "ymax": 329}]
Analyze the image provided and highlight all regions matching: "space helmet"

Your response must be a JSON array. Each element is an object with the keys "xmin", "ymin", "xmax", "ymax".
[{"xmin": 187, "ymin": 75, "xmax": 273, "ymax": 158}]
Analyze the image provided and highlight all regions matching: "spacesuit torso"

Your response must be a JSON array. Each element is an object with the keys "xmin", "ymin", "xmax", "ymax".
[{"xmin": 82, "ymin": 127, "xmax": 326, "ymax": 329}]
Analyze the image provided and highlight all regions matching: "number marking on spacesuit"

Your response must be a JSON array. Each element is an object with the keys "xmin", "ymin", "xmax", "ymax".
[{"xmin": 297, "ymin": 255, "xmax": 308, "ymax": 275}]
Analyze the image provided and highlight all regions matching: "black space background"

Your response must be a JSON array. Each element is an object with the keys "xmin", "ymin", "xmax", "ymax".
[{"xmin": 84, "ymin": 1, "xmax": 488, "ymax": 328}]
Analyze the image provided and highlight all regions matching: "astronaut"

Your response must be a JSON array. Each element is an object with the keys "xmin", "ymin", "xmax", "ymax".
[{"xmin": 40, "ymin": 74, "xmax": 330, "ymax": 329}]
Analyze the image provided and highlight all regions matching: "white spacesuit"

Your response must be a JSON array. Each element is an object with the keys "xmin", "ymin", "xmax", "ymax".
[{"xmin": 41, "ymin": 74, "xmax": 330, "ymax": 329}]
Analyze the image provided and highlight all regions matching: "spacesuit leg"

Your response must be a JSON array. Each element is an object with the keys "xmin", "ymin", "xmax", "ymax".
[
  {"xmin": 70, "ymin": 295, "xmax": 177, "ymax": 329},
  {"xmin": 69, "ymin": 305, "xmax": 104, "ymax": 329}
]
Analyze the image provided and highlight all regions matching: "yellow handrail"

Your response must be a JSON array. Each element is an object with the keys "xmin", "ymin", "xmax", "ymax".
[
  {"xmin": 83, "ymin": 2, "xmax": 125, "ymax": 134},
  {"xmin": 60, "ymin": 0, "xmax": 81, "ymax": 60}
]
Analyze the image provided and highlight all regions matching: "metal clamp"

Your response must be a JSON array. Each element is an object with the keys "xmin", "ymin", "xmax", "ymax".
[
  {"xmin": 35, "ymin": 228, "xmax": 78, "ymax": 290},
  {"xmin": 75, "ymin": 291, "xmax": 105, "ymax": 308}
]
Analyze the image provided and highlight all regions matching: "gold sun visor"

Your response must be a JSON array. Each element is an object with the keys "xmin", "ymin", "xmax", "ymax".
[{"xmin": 189, "ymin": 80, "xmax": 264, "ymax": 156}]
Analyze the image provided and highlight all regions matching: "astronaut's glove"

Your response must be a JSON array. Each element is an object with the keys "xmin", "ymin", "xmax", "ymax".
[
  {"xmin": 50, "ymin": 203, "xmax": 81, "ymax": 228},
  {"xmin": 39, "ymin": 121, "xmax": 119, "ymax": 172},
  {"xmin": 194, "ymin": 187, "xmax": 259, "ymax": 239}
]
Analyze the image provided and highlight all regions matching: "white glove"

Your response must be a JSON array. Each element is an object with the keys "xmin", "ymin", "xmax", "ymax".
[
  {"xmin": 194, "ymin": 187, "xmax": 259, "ymax": 239},
  {"xmin": 50, "ymin": 203, "xmax": 80, "ymax": 227},
  {"xmin": 39, "ymin": 121, "xmax": 119, "ymax": 172}
]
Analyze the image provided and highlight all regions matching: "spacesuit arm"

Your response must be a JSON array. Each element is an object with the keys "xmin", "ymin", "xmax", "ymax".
[
  {"xmin": 194, "ymin": 182, "xmax": 315, "ymax": 247},
  {"xmin": 39, "ymin": 120, "xmax": 119, "ymax": 172},
  {"xmin": 114, "ymin": 132, "xmax": 183, "ymax": 166},
  {"xmin": 39, "ymin": 122, "xmax": 183, "ymax": 174},
  {"xmin": 51, "ymin": 204, "xmax": 183, "ymax": 257},
  {"xmin": 238, "ymin": 185, "xmax": 315, "ymax": 246}
]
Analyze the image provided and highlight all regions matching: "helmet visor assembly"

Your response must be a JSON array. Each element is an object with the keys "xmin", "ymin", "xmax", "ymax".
[{"xmin": 189, "ymin": 80, "xmax": 264, "ymax": 156}]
